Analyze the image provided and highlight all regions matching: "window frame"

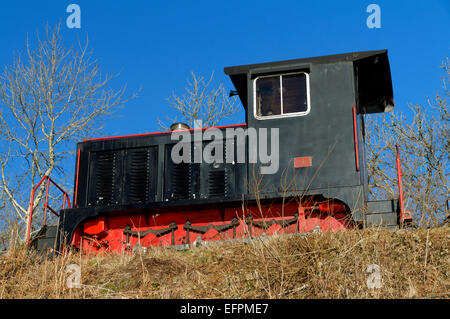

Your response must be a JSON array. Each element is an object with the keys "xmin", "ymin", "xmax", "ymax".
[{"xmin": 253, "ymin": 71, "xmax": 310, "ymax": 120}]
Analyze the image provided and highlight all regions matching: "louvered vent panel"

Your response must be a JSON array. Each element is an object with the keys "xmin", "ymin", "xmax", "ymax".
[
  {"xmin": 208, "ymin": 170, "xmax": 226, "ymax": 198},
  {"xmin": 128, "ymin": 149, "xmax": 150, "ymax": 203},
  {"xmin": 204, "ymin": 140, "xmax": 228, "ymax": 198},
  {"xmin": 95, "ymin": 152, "xmax": 116, "ymax": 205},
  {"xmin": 171, "ymin": 163, "xmax": 191, "ymax": 200}
]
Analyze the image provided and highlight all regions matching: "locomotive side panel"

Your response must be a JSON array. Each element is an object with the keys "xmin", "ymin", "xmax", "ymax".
[
  {"xmin": 72, "ymin": 127, "xmax": 248, "ymax": 210},
  {"xmin": 244, "ymin": 62, "xmax": 365, "ymax": 219}
]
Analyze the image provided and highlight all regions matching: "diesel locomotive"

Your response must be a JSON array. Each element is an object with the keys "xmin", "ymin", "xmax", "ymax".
[{"xmin": 28, "ymin": 49, "xmax": 412, "ymax": 253}]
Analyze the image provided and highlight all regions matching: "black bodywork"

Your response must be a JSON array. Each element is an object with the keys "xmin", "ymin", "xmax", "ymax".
[{"xmin": 56, "ymin": 50, "xmax": 400, "ymax": 247}]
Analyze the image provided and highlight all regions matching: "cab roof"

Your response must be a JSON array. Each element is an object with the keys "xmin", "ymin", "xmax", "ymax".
[{"xmin": 224, "ymin": 50, "xmax": 394, "ymax": 114}]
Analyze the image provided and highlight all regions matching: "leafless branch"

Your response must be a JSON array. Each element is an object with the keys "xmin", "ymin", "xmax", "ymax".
[
  {"xmin": 0, "ymin": 23, "xmax": 134, "ymax": 238},
  {"xmin": 365, "ymin": 57, "xmax": 449, "ymax": 226},
  {"xmin": 160, "ymin": 71, "xmax": 240, "ymax": 129}
]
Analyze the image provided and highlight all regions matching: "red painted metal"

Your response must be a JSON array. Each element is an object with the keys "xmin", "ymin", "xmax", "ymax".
[
  {"xmin": 27, "ymin": 175, "xmax": 47, "ymax": 245},
  {"xmin": 83, "ymin": 217, "xmax": 107, "ymax": 236},
  {"xmin": 70, "ymin": 199, "xmax": 354, "ymax": 253},
  {"xmin": 396, "ymin": 144, "xmax": 412, "ymax": 225},
  {"xmin": 352, "ymin": 105, "xmax": 360, "ymax": 171},
  {"xmin": 42, "ymin": 178, "xmax": 50, "ymax": 226},
  {"xmin": 84, "ymin": 123, "xmax": 247, "ymax": 142},
  {"xmin": 74, "ymin": 148, "xmax": 81, "ymax": 208},
  {"xmin": 26, "ymin": 175, "xmax": 71, "ymax": 245},
  {"xmin": 294, "ymin": 156, "xmax": 312, "ymax": 168}
]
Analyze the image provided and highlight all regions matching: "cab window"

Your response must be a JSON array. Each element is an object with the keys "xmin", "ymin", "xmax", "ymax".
[{"xmin": 255, "ymin": 72, "xmax": 309, "ymax": 119}]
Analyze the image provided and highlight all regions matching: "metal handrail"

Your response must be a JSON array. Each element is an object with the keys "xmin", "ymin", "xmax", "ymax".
[
  {"xmin": 396, "ymin": 144, "xmax": 412, "ymax": 225},
  {"xmin": 26, "ymin": 175, "xmax": 71, "ymax": 245}
]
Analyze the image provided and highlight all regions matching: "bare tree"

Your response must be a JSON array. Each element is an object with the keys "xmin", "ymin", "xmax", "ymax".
[
  {"xmin": 0, "ymin": 24, "xmax": 134, "ymax": 238},
  {"xmin": 158, "ymin": 71, "xmax": 240, "ymax": 129},
  {"xmin": 365, "ymin": 58, "xmax": 449, "ymax": 227}
]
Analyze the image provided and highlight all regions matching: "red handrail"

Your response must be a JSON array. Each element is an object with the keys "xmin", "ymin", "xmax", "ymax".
[
  {"xmin": 395, "ymin": 144, "xmax": 405, "ymax": 223},
  {"xmin": 74, "ymin": 148, "xmax": 81, "ymax": 208},
  {"xmin": 26, "ymin": 175, "xmax": 71, "ymax": 245},
  {"xmin": 396, "ymin": 144, "xmax": 412, "ymax": 225}
]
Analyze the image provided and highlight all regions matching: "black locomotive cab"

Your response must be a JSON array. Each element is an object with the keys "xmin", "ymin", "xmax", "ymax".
[{"xmin": 224, "ymin": 49, "xmax": 395, "ymax": 224}]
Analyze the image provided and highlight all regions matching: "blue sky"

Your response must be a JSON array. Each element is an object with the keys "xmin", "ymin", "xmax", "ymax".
[{"xmin": 0, "ymin": 0, "xmax": 449, "ymax": 138}]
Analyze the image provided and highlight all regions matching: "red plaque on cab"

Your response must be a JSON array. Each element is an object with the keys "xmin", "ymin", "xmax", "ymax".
[{"xmin": 294, "ymin": 156, "xmax": 312, "ymax": 168}]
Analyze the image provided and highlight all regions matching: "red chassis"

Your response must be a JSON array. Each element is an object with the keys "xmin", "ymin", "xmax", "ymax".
[{"xmin": 70, "ymin": 199, "xmax": 353, "ymax": 253}]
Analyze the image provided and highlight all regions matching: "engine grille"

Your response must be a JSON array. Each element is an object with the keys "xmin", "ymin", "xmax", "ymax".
[
  {"xmin": 128, "ymin": 149, "xmax": 151, "ymax": 204},
  {"xmin": 94, "ymin": 152, "xmax": 116, "ymax": 206},
  {"xmin": 208, "ymin": 169, "xmax": 226, "ymax": 198},
  {"xmin": 171, "ymin": 162, "xmax": 191, "ymax": 200}
]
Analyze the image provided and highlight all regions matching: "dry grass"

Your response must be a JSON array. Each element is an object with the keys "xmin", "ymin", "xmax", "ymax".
[{"xmin": 0, "ymin": 227, "xmax": 448, "ymax": 299}]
